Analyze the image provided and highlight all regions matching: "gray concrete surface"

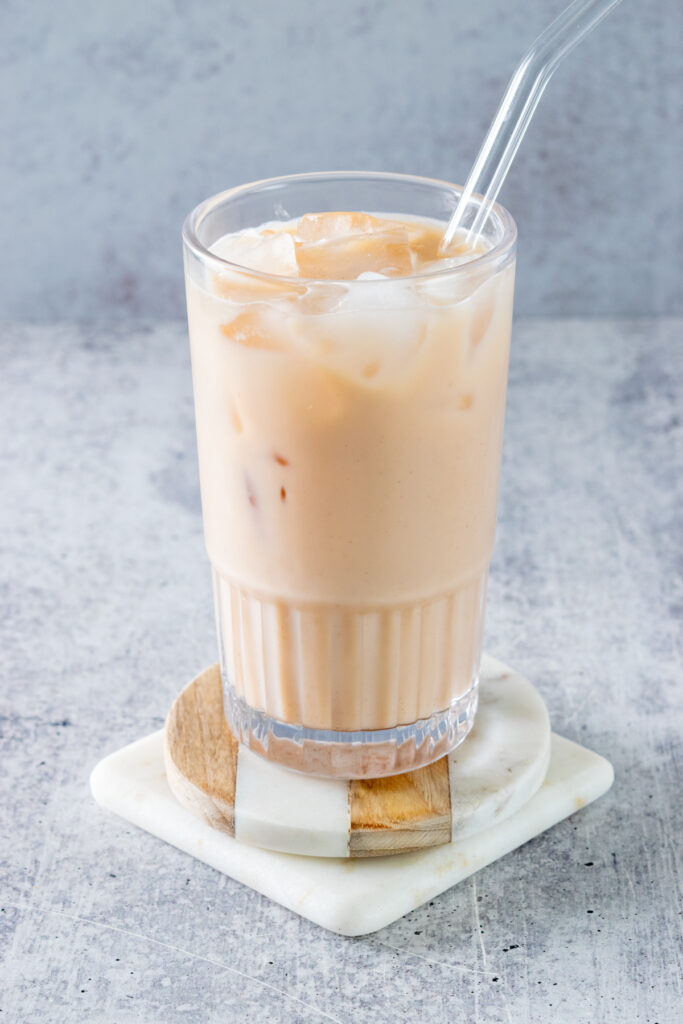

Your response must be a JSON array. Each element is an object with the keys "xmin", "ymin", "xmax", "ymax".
[
  {"xmin": 2, "ymin": 0, "xmax": 682, "ymax": 321},
  {"xmin": 1, "ymin": 318, "xmax": 681, "ymax": 1022}
]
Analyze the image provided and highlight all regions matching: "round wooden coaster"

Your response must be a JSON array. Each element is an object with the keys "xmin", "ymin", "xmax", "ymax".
[{"xmin": 164, "ymin": 655, "xmax": 551, "ymax": 858}]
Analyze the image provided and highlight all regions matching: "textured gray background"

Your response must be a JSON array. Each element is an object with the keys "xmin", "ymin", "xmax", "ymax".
[
  {"xmin": 2, "ymin": 0, "xmax": 682, "ymax": 321},
  {"xmin": 1, "ymin": 318, "xmax": 682, "ymax": 1022}
]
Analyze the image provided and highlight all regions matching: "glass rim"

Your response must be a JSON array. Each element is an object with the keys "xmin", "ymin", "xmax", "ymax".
[{"xmin": 182, "ymin": 170, "xmax": 517, "ymax": 287}]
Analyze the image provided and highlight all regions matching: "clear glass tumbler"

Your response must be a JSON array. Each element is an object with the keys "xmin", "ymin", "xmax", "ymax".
[{"xmin": 183, "ymin": 172, "xmax": 516, "ymax": 778}]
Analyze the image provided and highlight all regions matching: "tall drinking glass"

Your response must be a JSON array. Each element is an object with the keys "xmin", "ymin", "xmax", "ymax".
[{"xmin": 183, "ymin": 172, "xmax": 516, "ymax": 778}]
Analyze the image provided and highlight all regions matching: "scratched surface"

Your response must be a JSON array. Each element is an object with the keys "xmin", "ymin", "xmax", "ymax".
[{"xmin": 1, "ymin": 320, "xmax": 681, "ymax": 1023}]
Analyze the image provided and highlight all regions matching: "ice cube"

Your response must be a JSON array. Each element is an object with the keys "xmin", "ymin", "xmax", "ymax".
[
  {"xmin": 339, "ymin": 276, "xmax": 415, "ymax": 313},
  {"xmin": 296, "ymin": 229, "xmax": 414, "ymax": 280},
  {"xmin": 415, "ymin": 257, "xmax": 486, "ymax": 307},
  {"xmin": 414, "ymin": 229, "xmax": 489, "ymax": 291},
  {"xmin": 219, "ymin": 308, "xmax": 287, "ymax": 351},
  {"xmin": 401, "ymin": 221, "xmax": 444, "ymax": 265},
  {"xmin": 211, "ymin": 229, "xmax": 298, "ymax": 277},
  {"xmin": 296, "ymin": 298, "xmax": 427, "ymax": 393},
  {"xmin": 296, "ymin": 211, "xmax": 384, "ymax": 242},
  {"xmin": 296, "ymin": 282, "xmax": 348, "ymax": 315}
]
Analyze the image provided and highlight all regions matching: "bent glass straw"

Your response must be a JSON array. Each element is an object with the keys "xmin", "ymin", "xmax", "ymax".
[{"xmin": 441, "ymin": 0, "xmax": 624, "ymax": 249}]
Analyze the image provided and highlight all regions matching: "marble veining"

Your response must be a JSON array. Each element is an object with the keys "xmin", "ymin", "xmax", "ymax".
[{"xmin": 449, "ymin": 656, "xmax": 551, "ymax": 841}]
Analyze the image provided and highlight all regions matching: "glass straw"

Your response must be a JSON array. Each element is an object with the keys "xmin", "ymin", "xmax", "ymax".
[{"xmin": 441, "ymin": 0, "xmax": 624, "ymax": 250}]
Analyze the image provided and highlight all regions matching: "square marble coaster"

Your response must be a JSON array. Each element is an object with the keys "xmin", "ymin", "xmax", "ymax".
[{"xmin": 90, "ymin": 731, "xmax": 613, "ymax": 936}]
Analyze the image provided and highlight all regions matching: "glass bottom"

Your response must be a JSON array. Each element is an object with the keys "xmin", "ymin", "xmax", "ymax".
[{"xmin": 222, "ymin": 676, "xmax": 479, "ymax": 779}]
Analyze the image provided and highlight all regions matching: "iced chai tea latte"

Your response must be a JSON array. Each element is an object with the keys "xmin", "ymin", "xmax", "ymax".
[{"xmin": 183, "ymin": 173, "xmax": 516, "ymax": 777}]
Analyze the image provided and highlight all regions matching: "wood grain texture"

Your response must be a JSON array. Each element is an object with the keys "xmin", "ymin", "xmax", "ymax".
[
  {"xmin": 349, "ymin": 757, "xmax": 452, "ymax": 856},
  {"xmin": 164, "ymin": 665, "xmax": 454, "ymax": 857},
  {"xmin": 164, "ymin": 664, "xmax": 238, "ymax": 834}
]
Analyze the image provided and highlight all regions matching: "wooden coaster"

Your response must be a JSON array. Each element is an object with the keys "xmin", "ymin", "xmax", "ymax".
[{"xmin": 163, "ymin": 655, "xmax": 551, "ymax": 858}]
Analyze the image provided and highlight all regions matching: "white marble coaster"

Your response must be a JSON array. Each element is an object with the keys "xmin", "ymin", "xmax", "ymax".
[
  {"xmin": 91, "ymin": 730, "xmax": 613, "ymax": 935},
  {"xmin": 164, "ymin": 656, "xmax": 552, "ymax": 858}
]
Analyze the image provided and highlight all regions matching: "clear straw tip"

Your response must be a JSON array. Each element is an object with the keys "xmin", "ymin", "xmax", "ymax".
[{"xmin": 441, "ymin": 0, "xmax": 624, "ymax": 251}]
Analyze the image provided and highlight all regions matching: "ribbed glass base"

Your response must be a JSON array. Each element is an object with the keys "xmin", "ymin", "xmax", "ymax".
[{"xmin": 222, "ymin": 677, "xmax": 479, "ymax": 779}]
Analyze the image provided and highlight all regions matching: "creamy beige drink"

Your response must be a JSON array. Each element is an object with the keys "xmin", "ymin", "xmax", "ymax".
[{"xmin": 184, "ymin": 176, "xmax": 516, "ymax": 776}]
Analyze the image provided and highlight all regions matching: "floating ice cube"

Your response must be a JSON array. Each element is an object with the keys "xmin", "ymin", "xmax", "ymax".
[
  {"xmin": 339, "ymin": 276, "xmax": 416, "ymax": 313},
  {"xmin": 211, "ymin": 229, "xmax": 298, "ymax": 277},
  {"xmin": 296, "ymin": 211, "xmax": 387, "ymax": 242},
  {"xmin": 295, "ymin": 229, "xmax": 414, "ymax": 280},
  {"xmin": 295, "ymin": 288, "xmax": 427, "ymax": 392},
  {"xmin": 296, "ymin": 282, "xmax": 349, "ymax": 315}
]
